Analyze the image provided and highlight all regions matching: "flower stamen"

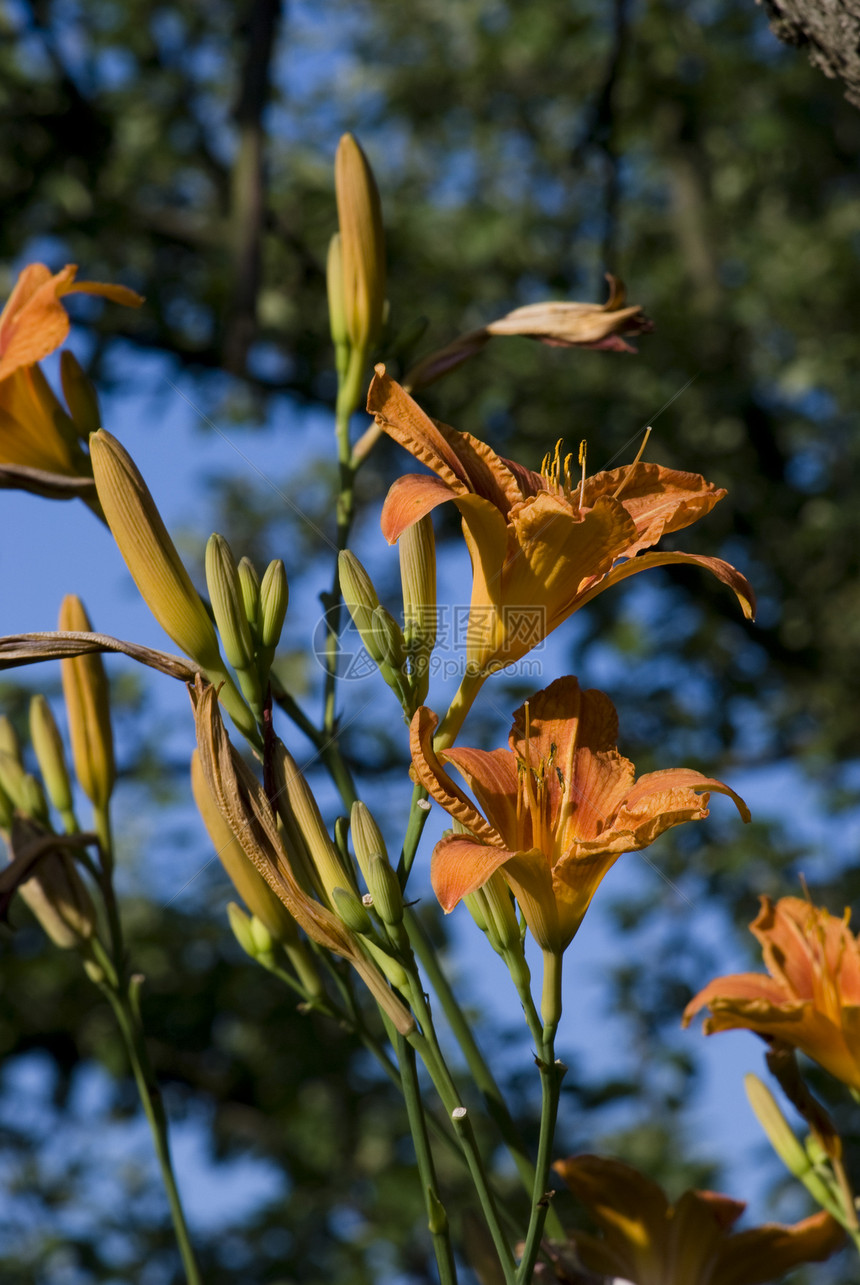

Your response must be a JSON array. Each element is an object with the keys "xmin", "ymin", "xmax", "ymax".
[{"xmin": 612, "ymin": 426, "xmax": 652, "ymax": 499}]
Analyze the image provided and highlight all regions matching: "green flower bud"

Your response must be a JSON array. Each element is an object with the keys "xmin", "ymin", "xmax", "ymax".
[
  {"xmin": 350, "ymin": 800, "xmax": 386, "ymax": 887},
  {"xmin": 59, "ymin": 596, "xmax": 115, "ymax": 811},
  {"xmin": 227, "ymin": 900, "xmax": 257, "ymax": 957},
  {"xmin": 372, "ymin": 605, "xmax": 407, "ymax": 671},
  {"xmin": 367, "ymin": 853, "xmax": 404, "ymax": 928},
  {"xmin": 332, "ymin": 885, "xmax": 375, "ymax": 936},
  {"xmin": 0, "ymin": 716, "xmax": 20, "ymax": 761},
  {"xmin": 205, "ymin": 534, "xmax": 255, "ymax": 672},
  {"xmin": 237, "ymin": 556, "xmax": 261, "ymax": 640},
  {"xmin": 339, "ymin": 550, "xmax": 383, "ymax": 661},
  {"xmin": 259, "ymin": 559, "xmax": 289, "ymax": 649},
  {"xmin": 29, "ymin": 696, "xmax": 76, "ymax": 831}
]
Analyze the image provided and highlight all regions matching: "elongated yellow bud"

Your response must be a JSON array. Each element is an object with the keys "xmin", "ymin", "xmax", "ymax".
[
  {"xmin": 0, "ymin": 715, "xmax": 20, "ymax": 761},
  {"xmin": 205, "ymin": 534, "xmax": 255, "ymax": 671},
  {"xmin": 744, "ymin": 1074, "xmax": 813, "ymax": 1178},
  {"xmin": 270, "ymin": 740, "xmax": 356, "ymax": 909},
  {"xmin": 191, "ymin": 750, "xmax": 298, "ymax": 945},
  {"xmin": 90, "ymin": 430, "xmax": 258, "ymax": 744},
  {"xmin": 350, "ymin": 800, "xmax": 386, "ymax": 885},
  {"xmin": 91, "ymin": 430, "xmax": 221, "ymax": 665},
  {"xmin": 60, "ymin": 351, "xmax": 101, "ymax": 438},
  {"xmin": 372, "ymin": 605, "xmax": 407, "ymax": 670},
  {"xmin": 399, "ymin": 516, "xmax": 437, "ymax": 706},
  {"xmin": 0, "ymin": 749, "xmax": 49, "ymax": 824},
  {"xmin": 327, "ymin": 232, "xmax": 350, "ymax": 365},
  {"xmin": 334, "ymin": 133, "xmax": 386, "ymax": 353},
  {"xmin": 58, "ymin": 595, "xmax": 115, "ymax": 811},
  {"xmin": 29, "ymin": 696, "xmax": 76, "ymax": 831}
]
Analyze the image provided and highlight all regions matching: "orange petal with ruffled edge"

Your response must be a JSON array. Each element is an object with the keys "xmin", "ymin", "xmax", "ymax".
[
  {"xmin": 583, "ymin": 463, "xmax": 727, "ymax": 556},
  {"xmin": 431, "ymin": 834, "xmax": 518, "ymax": 911},
  {"xmin": 716, "ymin": 1211, "xmax": 844, "ymax": 1284},
  {"xmin": 381, "ymin": 473, "xmax": 458, "ymax": 543},
  {"xmin": 0, "ymin": 263, "xmax": 143, "ymax": 382},
  {"xmin": 409, "ymin": 706, "xmax": 501, "ymax": 845},
  {"xmin": 578, "ymin": 547, "xmax": 757, "ymax": 621},
  {"xmin": 367, "ymin": 365, "xmax": 473, "ymax": 489},
  {"xmin": 440, "ymin": 746, "xmax": 519, "ymax": 847}
]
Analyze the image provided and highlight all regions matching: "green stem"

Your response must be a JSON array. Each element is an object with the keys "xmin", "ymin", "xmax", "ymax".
[
  {"xmin": 516, "ymin": 958, "xmax": 567, "ymax": 1285},
  {"xmin": 408, "ymin": 910, "xmax": 542, "ymax": 1200},
  {"xmin": 405, "ymin": 976, "xmax": 516, "ymax": 1284},
  {"xmin": 100, "ymin": 979, "xmax": 202, "ymax": 1285},
  {"xmin": 397, "ymin": 782, "xmax": 431, "ymax": 884},
  {"xmin": 396, "ymin": 1032, "xmax": 459, "ymax": 1285},
  {"xmin": 89, "ymin": 814, "xmax": 201, "ymax": 1285}
]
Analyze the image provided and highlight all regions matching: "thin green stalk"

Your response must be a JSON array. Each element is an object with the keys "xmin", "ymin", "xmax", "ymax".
[
  {"xmin": 408, "ymin": 910, "xmax": 539, "ymax": 1196},
  {"xmin": 516, "ymin": 955, "xmax": 567, "ymax": 1285},
  {"xmin": 99, "ymin": 978, "xmax": 202, "ymax": 1285},
  {"xmin": 405, "ymin": 976, "xmax": 516, "ymax": 1285},
  {"xmin": 396, "ymin": 1032, "xmax": 459, "ymax": 1285},
  {"xmin": 398, "ymin": 782, "xmax": 430, "ymax": 883},
  {"xmin": 90, "ymin": 815, "xmax": 201, "ymax": 1285}
]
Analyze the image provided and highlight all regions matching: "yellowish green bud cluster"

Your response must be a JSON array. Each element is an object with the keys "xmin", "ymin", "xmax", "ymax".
[
  {"xmin": 0, "ymin": 720, "xmax": 50, "ymax": 825},
  {"xmin": 338, "ymin": 551, "xmax": 411, "ymax": 710},
  {"xmin": 205, "ymin": 535, "xmax": 264, "ymax": 715}
]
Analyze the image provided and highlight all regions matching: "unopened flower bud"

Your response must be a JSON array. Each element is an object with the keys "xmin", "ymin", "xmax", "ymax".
[
  {"xmin": 350, "ymin": 801, "xmax": 386, "ymax": 886},
  {"xmin": 14, "ymin": 823, "xmax": 97, "ymax": 950},
  {"xmin": 270, "ymin": 740, "xmax": 357, "ymax": 910},
  {"xmin": 367, "ymin": 853, "xmax": 404, "ymax": 928},
  {"xmin": 90, "ymin": 430, "xmax": 258, "ymax": 745},
  {"xmin": 191, "ymin": 750, "xmax": 298, "ymax": 945},
  {"xmin": 58, "ymin": 595, "xmax": 115, "ymax": 811},
  {"xmin": 206, "ymin": 534, "xmax": 255, "ymax": 672},
  {"xmin": 227, "ymin": 900, "xmax": 257, "ymax": 957},
  {"xmin": 0, "ymin": 716, "xmax": 20, "ymax": 761},
  {"xmin": 362, "ymin": 937, "xmax": 410, "ymax": 994},
  {"xmin": 744, "ymin": 1074, "xmax": 836, "ymax": 1211},
  {"xmin": 372, "ymin": 605, "xmax": 407, "ymax": 671},
  {"xmin": 0, "ymin": 750, "xmax": 48, "ymax": 824},
  {"xmin": 259, "ymin": 559, "xmax": 289, "ymax": 649},
  {"xmin": 29, "ymin": 695, "xmax": 76, "ymax": 831},
  {"xmin": 60, "ymin": 351, "xmax": 101, "ymax": 437},
  {"xmin": 335, "ymin": 133, "xmax": 386, "ymax": 354},
  {"xmin": 399, "ymin": 516, "xmax": 436, "ymax": 704},
  {"xmin": 327, "ymin": 233, "xmax": 350, "ymax": 367},
  {"xmin": 333, "ymin": 885, "xmax": 376, "ymax": 936},
  {"xmin": 338, "ymin": 550, "xmax": 383, "ymax": 661},
  {"xmin": 237, "ymin": 557, "xmax": 261, "ymax": 640}
]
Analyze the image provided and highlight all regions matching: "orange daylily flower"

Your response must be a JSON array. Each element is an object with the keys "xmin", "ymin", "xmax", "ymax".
[
  {"xmin": 0, "ymin": 263, "xmax": 142, "ymax": 474},
  {"xmin": 410, "ymin": 676, "xmax": 750, "ymax": 953},
  {"xmin": 368, "ymin": 368, "xmax": 755, "ymax": 691},
  {"xmin": 684, "ymin": 895, "xmax": 860, "ymax": 1092},
  {"xmin": 549, "ymin": 1154, "xmax": 843, "ymax": 1285}
]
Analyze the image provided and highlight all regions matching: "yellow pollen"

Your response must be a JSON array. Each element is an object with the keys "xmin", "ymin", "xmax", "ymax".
[{"xmin": 578, "ymin": 439, "xmax": 587, "ymax": 510}]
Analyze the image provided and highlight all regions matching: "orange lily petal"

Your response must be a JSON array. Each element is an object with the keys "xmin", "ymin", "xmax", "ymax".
[
  {"xmin": 431, "ymin": 834, "xmax": 518, "ymax": 911},
  {"xmin": 381, "ymin": 472, "xmax": 457, "ymax": 543},
  {"xmin": 583, "ymin": 463, "xmax": 727, "ymax": 556},
  {"xmin": 582, "ymin": 548, "xmax": 757, "ymax": 620},
  {"xmin": 716, "ymin": 1212, "xmax": 845, "ymax": 1285},
  {"xmin": 409, "ymin": 706, "xmax": 501, "ymax": 844},
  {"xmin": 0, "ymin": 264, "xmax": 143, "ymax": 383},
  {"xmin": 441, "ymin": 746, "xmax": 520, "ymax": 846},
  {"xmin": 683, "ymin": 971, "xmax": 802, "ymax": 1024},
  {"xmin": 367, "ymin": 365, "xmax": 473, "ymax": 489}
]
